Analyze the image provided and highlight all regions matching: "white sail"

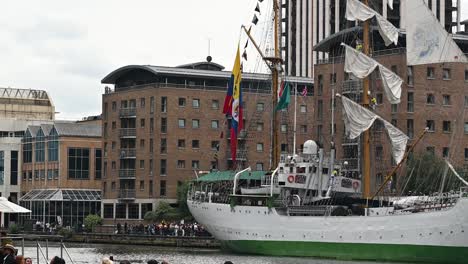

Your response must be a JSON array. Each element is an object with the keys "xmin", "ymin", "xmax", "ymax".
[
  {"xmin": 406, "ymin": 0, "xmax": 467, "ymax": 65},
  {"xmin": 345, "ymin": 0, "xmax": 399, "ymax": 46},
  {"xmin": 341, "ymin": 95, "xmax": 408, "ymax": 164},
  {"xmin": 343, "ymin": 44, "xmax": 402, "ymax": 104}
]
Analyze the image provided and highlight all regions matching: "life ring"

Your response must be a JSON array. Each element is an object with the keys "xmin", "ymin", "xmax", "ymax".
[
  {"xmin": 287, "ymin": 175, "xmax": 295, "ymax": 183},
  {"xmin": 352, "ymin": 181, "xmax": 359, "ymax": 189}
]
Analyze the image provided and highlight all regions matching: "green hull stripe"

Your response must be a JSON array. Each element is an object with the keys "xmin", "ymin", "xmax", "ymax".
[{"xmin": 221, "ymin": 240, "xmax": 468, "ymax": 264}]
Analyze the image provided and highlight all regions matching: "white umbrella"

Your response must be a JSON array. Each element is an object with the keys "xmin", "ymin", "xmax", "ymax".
[{"xmin": 0, "ymin": 197, "xmax": 30, "ymax": 213}]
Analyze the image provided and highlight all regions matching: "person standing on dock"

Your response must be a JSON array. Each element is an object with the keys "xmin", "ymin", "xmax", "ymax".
[{"xmin": 1, "ymin": 244, "xmax": 16, "ymax": 264}]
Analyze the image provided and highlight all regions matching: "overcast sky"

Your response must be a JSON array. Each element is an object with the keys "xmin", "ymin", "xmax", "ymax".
[{"xmin": 0, "ymin": 1, "xmax": 467, "ymax": 120}]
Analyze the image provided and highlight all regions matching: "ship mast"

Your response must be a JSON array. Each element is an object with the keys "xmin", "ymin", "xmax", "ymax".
[
  {"xmin": 362, "ymin": 0, "xmax": 371, "ymax": 199},
  {"xmin": 271, "ymin": 0, "xmax": 281, "ymax": 169}
]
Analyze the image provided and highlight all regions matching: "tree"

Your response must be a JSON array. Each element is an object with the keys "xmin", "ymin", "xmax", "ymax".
[
  {"xmin": 84, "ymin": 214, "xmax": 102, "ymax": 232},
  {"xmin": 176, "ymin": 181, "xmax": 192, "ymax": 219}
]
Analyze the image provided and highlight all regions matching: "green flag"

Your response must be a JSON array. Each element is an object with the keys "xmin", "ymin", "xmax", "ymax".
[{"xmin": 275, "ymin": 82, "xmax": 290, "ymax": 111}]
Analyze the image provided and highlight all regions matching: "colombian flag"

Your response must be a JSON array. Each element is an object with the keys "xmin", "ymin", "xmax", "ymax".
[{"xmin": 223, "ymin": 45, "xmax": 243, "ymax": 163}]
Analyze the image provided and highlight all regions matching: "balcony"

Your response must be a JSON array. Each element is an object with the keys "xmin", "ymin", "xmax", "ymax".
[
  {"xmin": 119, "ymin": 148, "xmax": 136, "ymax": 159},
  {"xmin": 119, "ymin": 128, "xmax": 136, "ymax": 138},
  {"xmin": 342, "ymin": 80, "xmax": 363, "ymax": 94},
  {"xmin": 119, "ymin": 108, "xmax": 136, "ymax": 118},
  {"xmin": 227, "ymin": 149, "xmax": 248, "ymax": 161},
  {"xmin": 118, "ymin": 189, "xmax": 136, "ymax": 200},
  {"xmin": 227, "ymin": 129, "xmax": 247, "ymax": 140},
  {"xmin": 119, "ymin": 169, "xmax": 136, "ymax": 178}
]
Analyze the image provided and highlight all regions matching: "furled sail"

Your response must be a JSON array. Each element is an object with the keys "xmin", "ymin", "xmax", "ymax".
[
  {"xmin": 342, "ymin": 44, "xmax": 402, "ymax": 104},
  {"xmin": 406, "ymin": 0, "xmax": 467, "ymax": 65},
  {"xmin": 345, "ymin": 0, "xmax": 399, "ymax": 46},
  {"xmin": 341, "ymin": 95, "xmax": 408, "ymax": 164}
]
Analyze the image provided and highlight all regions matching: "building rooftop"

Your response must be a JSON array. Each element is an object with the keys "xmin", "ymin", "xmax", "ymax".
[
  {"xmin": 20, "ymin": 189, "xmax": 101, "ymax": 201},
  {"xmin": 26, "ymin": 122, "xmax": 101, "ymax": 138}
]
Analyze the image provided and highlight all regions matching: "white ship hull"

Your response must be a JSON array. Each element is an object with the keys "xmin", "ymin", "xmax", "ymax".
[{"xmin": 188, "ymin": 198, "xmax": 468, "ymax": 263}]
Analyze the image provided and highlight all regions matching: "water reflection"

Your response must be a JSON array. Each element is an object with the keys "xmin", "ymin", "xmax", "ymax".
[{"xmin": 21, "ymin": 243, "xmax": 412, "ymax": 264}]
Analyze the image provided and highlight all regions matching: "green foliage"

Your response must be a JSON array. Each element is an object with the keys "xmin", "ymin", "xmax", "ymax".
[
  {"xmin": 84, "ymin": 214, "xmax": 102, "ymax": 232},
  {"xmin": 8, "ymin": 224, "xmax": 19, "ymax": 234},
  {"xmin": 402, "ymin": 152, "xmax": 467, "ymax": 195},
  {"xmin": 58, "ymin": 228, "xmax": 73, "ymax": 239},
  {"xmin": 145, "ymin": 201, "xmax": 181, "ymax": 222},
  {"xmin": 176, "ymin": 181, "xmax": 192, "ymax": 218}
]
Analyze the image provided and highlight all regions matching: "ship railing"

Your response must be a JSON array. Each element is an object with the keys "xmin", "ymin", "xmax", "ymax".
[{"xmin": 460, "ymin": 187, "xmax": 468, "ymax": 197}]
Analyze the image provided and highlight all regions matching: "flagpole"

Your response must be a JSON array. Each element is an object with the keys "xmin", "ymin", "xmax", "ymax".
[{"xmin": 293, "ymin": 83, "xmax": 297, "ymax": 156}]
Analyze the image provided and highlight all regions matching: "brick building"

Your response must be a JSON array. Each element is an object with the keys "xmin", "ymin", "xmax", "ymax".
[
  {"xmin": 312, "ymin": 31, "xmax": 468, "ymax": 192},
  {"xmin": 19, "ymin": 122, "xmax": 102, "ymax": 228},
  {"xmin": 100, "ymin": 61, "xmax": 314, "ymax": 222}
]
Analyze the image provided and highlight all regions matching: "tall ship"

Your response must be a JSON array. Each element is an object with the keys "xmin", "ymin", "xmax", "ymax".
[{"xmin": 188, "ymin": 0, "xmax": 468, "ymax": 263}]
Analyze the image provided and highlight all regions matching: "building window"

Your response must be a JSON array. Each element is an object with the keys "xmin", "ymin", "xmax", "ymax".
[
  {"xmin": 442, "ymin": 121, "xmax": 451, "ymax": 133},
  {"xmin": 330, "ymin": 73, "xmax": 337, "ymax": 85},
  {"xmin": 178, "ymin": 139, "xmax": 186, "ymax": 148},
  {"xmin": 140, "ymin": 139, "xmax": 145, "ymax": 149},
  {"xmin": 256, "ymin": 143, "xmax": 264, "ymax": 152},
  {"xmin": 192, "ymin": 119, "xmax": 200, "ymax": 128},
  {"xmin": 256, "ymin": 163, "xmax": 264, "ymax": 171},
  {"xmin": 149, "ymin": 159, "xmax": 153, "ymax": 175},
  {"xmin": 212, "ymin": 100, "xmax": 219, "ymax": 109},
  {"xmin": 427, "ymin": 67, "xmax": 435, "ymax": 79},
  {"xmin": 103, "ymin": 204, "xmax": 114, "ymax": 219},
  {"xmin": 407, "ymin": 66, "xmax": 414, "ymax": 86},
  {"xmin": 442, "ymin": 147, "xmax": 450, "ymax": 158},
  {"xmin": 318, "ymin": 75, "xmax": 323, "ymax": 95},
  {"xmin": 68, "ymin": 148, "xmax": 90, "ymax": 179},
  {"xmin": 160, "ymin": 180, "xmax": 167, "ymax": 197},
  {"xmin": 115, "ymin": 204, "xmax": 126, "ymax": 219},
  {"xmin": 442, "ymin": 95, "xmax": 451, "ymax": 105},
  {"xmin": 160, "ymin": 159, "xmax": 167, "ymax": 175},
  {"xmin": 465, "ymin": 96, "xmax": 468, "ymax": 107},
  {"xmin": 256, "ymin": 103, "xmax": 264, "ymax": 112},
  {"xmin": 10, "ymin": 151, "xmax": 18, "ymax": 185},
  {"xmin": 281, "ymin": 144, "xmax": 288, "ymax": 153},
  {"xmin": 317, "ymin": 100, "xmax": 323, "ymax": 119},
  {"xmin": 300, "ymin": 125, "xmax": 307, "ymax": 133},
  {"xmin": 407, "ymin": 92, "xmax": 414, "ymax": 112},
  {"xmin": 140, "ymin": 160, "xmax": 145, "ymax": 169},
  {"xmin": 48, "ymin": 128, "xmax": 59, "ymax": 161},
  {"xmin": 465, "ymin": 148, "xmax": 468, "ymax": 160},
  {"xmin": 178, "ymin": 98, "xmax": 186, "ymax": 107},
  {"xmin": 112, "ymin": 141, "xmax": 116, "ymax": 150},
  {"xmin": 391, "ymin": 104, "xmax": 398, "ymax": 113},
  {"xmin": 111, "ymin": 161, "xmax": 116, "ymax": 170},
  {"xmin": 0, "ymin": 152, "xmax": 3, "ymax": 185},
  {"xmin": 140, "ymin": 97, "xmax": 145, "ymax": 108},
  {"xmin": 465, "ymin": 70, "xmax": 468, "ymax": 81},
  {"xmin": 111, "ymin": 101, "xmax": 116, "ymax": 111},
  {"xmin": 426, "ymin": 120, "xmax": 435, "ymax": 132},
  {"xmin": 192, "ymin": 98, "xmax": 200, "ymax": 108},
  {"xmin": 160, "ymin": 138, "xmax": 166, "ymax": 154},
  {"xmin": 140, "ymin": 118, "xmax": 145, "ymax": 128},
  {"xmin": 443, "ymin": 68, "xmax": 451, "ymax": 80},
  {"xmin": 23, "ymin": 131, "xmax": 33, "ymax": 163},
  {"xmin": 149, "ymin": 180, "xmax": 153, "ymax": 196},
  {"xmin": 256, "ymin": 122, "xmax": 264, "ymax": 131},
  {"xmin": 375, "ymin": 145, "xmax": 383, "ymax": 159},
  {"xmin": 178, "ymin": 119, "xmax": 186, "ymax": 128},
  {"xmin": 211, "ymin": 120, "xmax": 219, "ymax": 129},
  {"xmin": 211, "ymin": 141, "xmax": 220, "ymax": 151},
  {"xmin": 111, "ymin": 181, "xmax": 115, "ymax": 191},
  {"xmin": 139, "ymin": 180, "xmax": 145, "ymax": 191},
  {"xmin": 35, "ymin": 129, "xmax": 45, "ymax": 162},
  {"xmin": 300, "ymin": 105, "xmax": 307, "ymax": 113},
  {"xmin": 112, "ymin": 122, "xmax": 116, "ymax": 129},
  {"xmin": 465, "ymin": 122, "xmax": 468, "ymax": 134},
  {"xmin": 281, "ymin": 124, "xmax": 288, "ymax": 133},
  {"xmin": 427, "ymin": 94, "xmax": 435, "ymax": 104},
  {"xmin": 95, "ymin": 149, "xmax": 102, "ymax": 179},
  {"xmin": 161, "ymin": 96, "xmax": 167, "ymax": 113},
  {"xmin": 191, "ymin": 160, "xmax": 200, "ymax": 169},
  {"xmin": 376, "ymin": 93, "xmax": 383, "ymax": 104},
  {"xmin": 391, "ymin": 65, "xmax": 398, "ymax": 74},
  {"xmin": 150, "ymin": 118, "xmax": 154, "ymax": 133},
  {"xmin": 407, "ymin": 119, "xmax": 414, "ymax": 139},
  {"xmin": 150, "ymin": 96, "xmax": 155, "ymax": 113},
  {"xmin": 161, "ymin": 117, "xmax": 167, "ymax": 133},
  {"xmin": 177, "ymin": 160, "xmax": 185, "ymax": 169},
  {"xmin": 192, "ymin": 140, "xmax": 200, "ymax": 148}
]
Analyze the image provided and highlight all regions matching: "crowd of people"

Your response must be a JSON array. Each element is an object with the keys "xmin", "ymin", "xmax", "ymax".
[
  {"xmin": 115, "ymin": 221, "xmax": 210, "ymax": 237},
  {"xmin": 0, "ymin": 242, "xmax": 65, "ymax": 264},
  {"xmin": 102, "ymin": 258, "xmax": 235, "ymax": 264}
]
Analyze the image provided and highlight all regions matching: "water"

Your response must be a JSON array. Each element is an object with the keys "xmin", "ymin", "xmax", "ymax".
[{"xmin": 20, "ymin": 243, "xmax": 412, "ymax": 264}]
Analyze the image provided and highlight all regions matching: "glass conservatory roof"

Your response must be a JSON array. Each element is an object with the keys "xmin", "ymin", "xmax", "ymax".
[{"xmin": 20, "ymin": 189, "xmax": 101, "ymax": 201}]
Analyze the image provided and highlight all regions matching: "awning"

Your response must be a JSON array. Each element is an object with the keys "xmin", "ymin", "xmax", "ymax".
[
  {"xmin": 0, "ymin": 197, "xmax": 30, "ymax": 213},
  {"xmin": 19, "ymin": 189, "xmax": 101, "ymax": 202},
  {"xmin": 195, "ymin": 170, "xmax": 266, "ymax": 182}
]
